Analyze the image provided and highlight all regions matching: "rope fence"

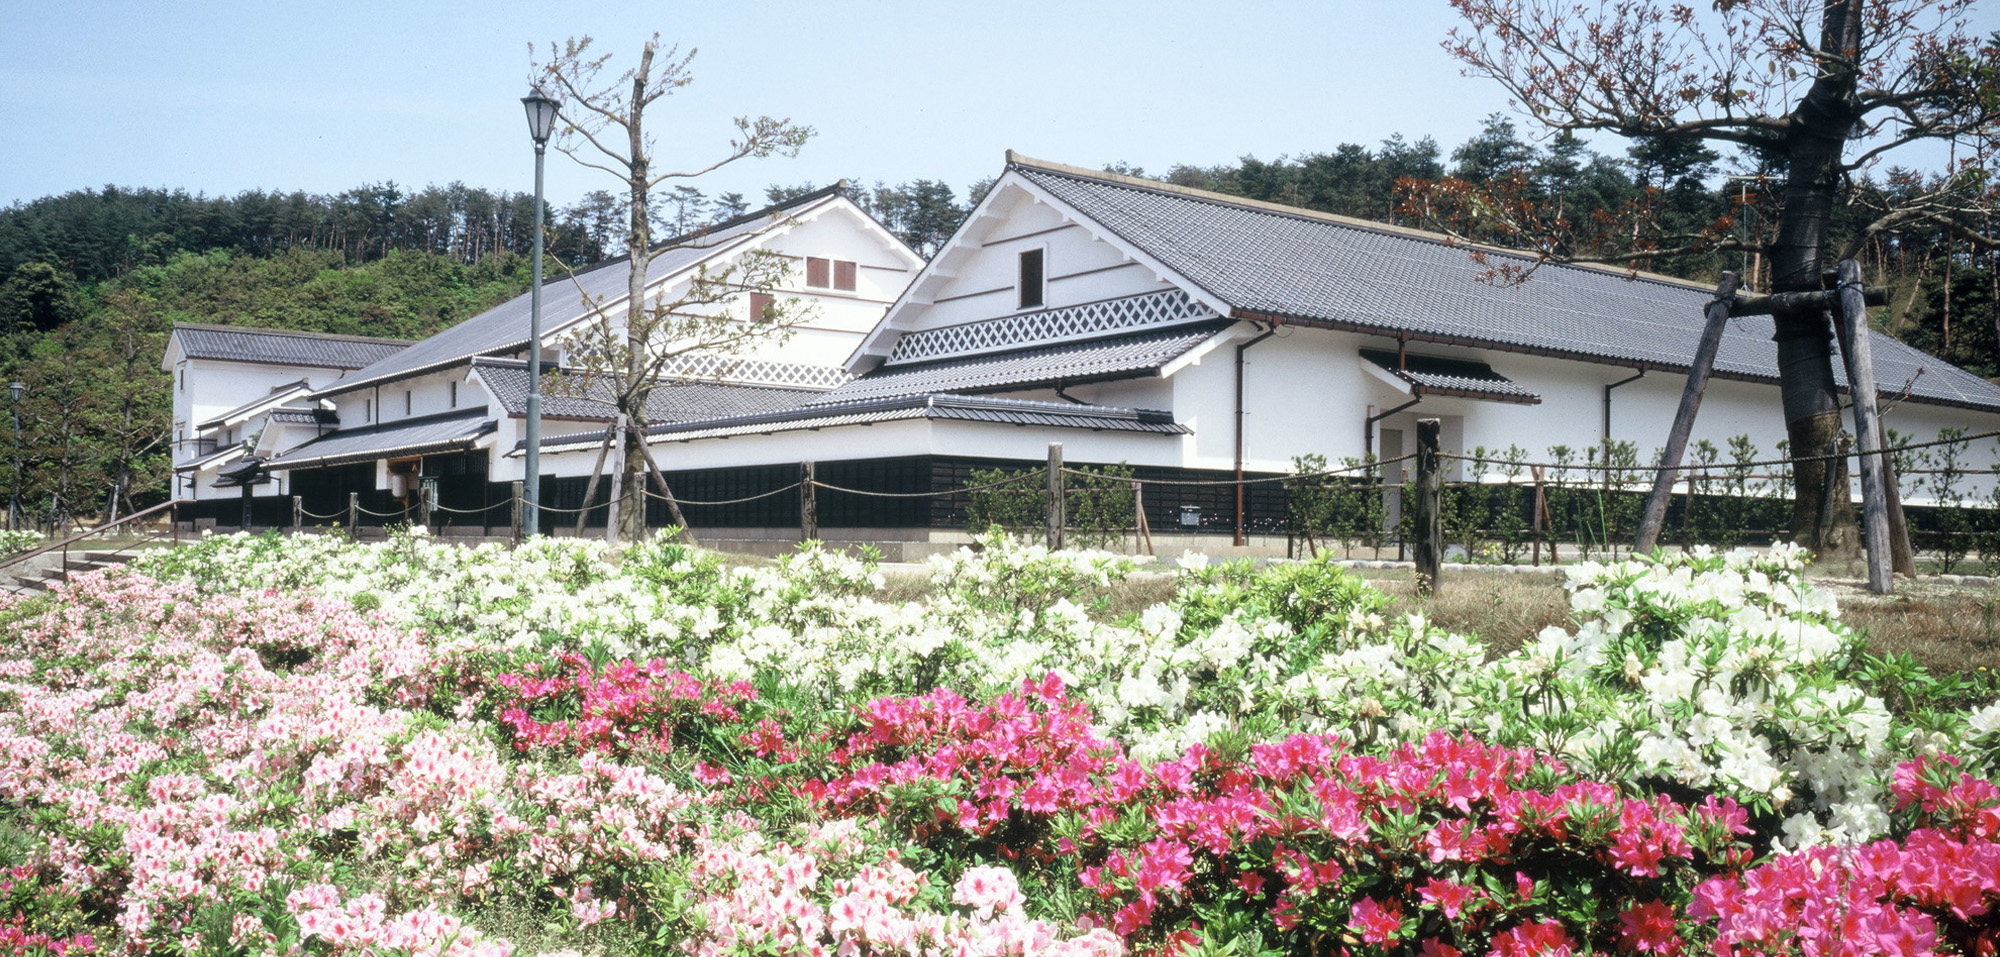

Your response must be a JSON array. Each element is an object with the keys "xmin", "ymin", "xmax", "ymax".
[
  {"xmin": 641, "ymin": 483, "xmax": 803, "ymax": 507},
  {"xmin": 806, "ymin": 471, "xmax": 1040, "ymax": 499},
  {"xmin": 247, "ymin": 423, "xmax": 2000, "ymax": 578},
  {"xmin": 1057, "ymin": 454, "xmax": 1411, "ymax": 487},
  {"xmin": 429, "ymin": 501, "xmax": 512, "ymax": 516},
  {"xmin": 1435, "ymin": 427, "xmax": 2000, "ymax": 474}
]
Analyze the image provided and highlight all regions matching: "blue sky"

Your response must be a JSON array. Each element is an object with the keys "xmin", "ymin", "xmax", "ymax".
[{"xmin": 3, "ymin": 1, "xmax": 1993, "ymax": 210}]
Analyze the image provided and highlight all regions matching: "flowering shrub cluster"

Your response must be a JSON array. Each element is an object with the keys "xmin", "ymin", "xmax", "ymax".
[
  {"xmin": 0, "ymin": 529, "xmax": 1991, "ymax": 954},
  {"xmin": 0, "ymin": 530, "xmax": 42, "ymax": 558}
]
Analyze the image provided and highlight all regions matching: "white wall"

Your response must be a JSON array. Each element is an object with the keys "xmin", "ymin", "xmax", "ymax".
[
  {"xmin": 511, "ymin": 416, "xmax": 1187, "ymax": 479},
  {"xmin": 175, "ymin": 358, "xmax": 346, "ymax": 464}
]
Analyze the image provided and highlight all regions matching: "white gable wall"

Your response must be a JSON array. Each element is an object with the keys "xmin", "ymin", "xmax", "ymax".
[{"xmin": 900, "ymin": 187, "xmax": 1176, "ymax": 335}]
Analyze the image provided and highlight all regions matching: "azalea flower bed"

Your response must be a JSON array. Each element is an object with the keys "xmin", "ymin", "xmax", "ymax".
[{"xmin": 0, "ymin": 530, "xmax": 1996, "ymax": 955}]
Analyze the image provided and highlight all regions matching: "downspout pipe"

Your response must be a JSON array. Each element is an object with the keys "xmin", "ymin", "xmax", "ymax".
[
  {"xmin": 1603, "ymin": 368, "xmax": 1647, "ymax": 485},
  {"xmin": 1364, "ymin": 397, "xmax": 1423, "ymax": 462},
  {"xmin": 1234, "ymin": 326, "xmax": 1278, "ymax": 546}
]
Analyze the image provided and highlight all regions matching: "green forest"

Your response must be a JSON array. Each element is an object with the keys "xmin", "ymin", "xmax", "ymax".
[{"xmin": 3, "ymin": 117, "xmax": 1994, "ymax": 525}]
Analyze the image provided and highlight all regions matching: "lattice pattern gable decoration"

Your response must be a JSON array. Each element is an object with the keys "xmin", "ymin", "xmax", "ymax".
[
  {"xmin": 657, "ymin": 355, "xmax": 852, "ymax": 390},
  {"xmin": 883, "ymin": 290, "xmax": 1218, "ymax": 366}
]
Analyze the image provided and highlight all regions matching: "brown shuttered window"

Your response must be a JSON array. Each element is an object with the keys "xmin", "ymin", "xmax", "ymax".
[
  {"xmin": 833, "ymin": 260, "xmax": 857, "ymax": 292},
  {"xmin": 806, "ymin": 257, "xmax": 830, "ymax": 288},
  {"xmin": 750, "ymin": 292, "xmax": 775, "ymax": 321}
]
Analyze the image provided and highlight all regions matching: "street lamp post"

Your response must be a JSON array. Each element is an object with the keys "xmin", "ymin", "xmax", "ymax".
[
  {"xmin": 520, "ymin": 89, "xmax": 559, "ymax": 537},
  {"xmin": 9, "ymin": 382, "xmax": 21, "ymax": 532}
]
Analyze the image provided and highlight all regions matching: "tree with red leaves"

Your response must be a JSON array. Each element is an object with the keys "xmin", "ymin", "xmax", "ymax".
[{"xmin": 1430, "ymin": 0, "xmax": 2000, "ymax": 556}]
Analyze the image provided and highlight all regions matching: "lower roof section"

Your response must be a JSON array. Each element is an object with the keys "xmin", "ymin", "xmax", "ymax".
[
  {"xmin": 173, "ymin": 444, "xmax": 247, "ymax": 474},
  {"xmin": 525, "ymin": 393, "xmax": 1188, "ymax": 456},
  {"xmin": 264, "ymin": 408, "xmax": 496, "ymax": 471},
  {"xmin": 1360, "ymin": 349, "xmax": 1541, "ymax": 404},
  {"xmin": 471, "ymin": 358, "xmax": 817, "ymax": 422},
  {"xmin": 815, "ymin": 321, "xmax": 1234, "ymax": 404}
]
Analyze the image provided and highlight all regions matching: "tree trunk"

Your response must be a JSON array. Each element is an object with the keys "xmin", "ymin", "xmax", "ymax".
[
  {"xmin": 619, "ymin": 420, "xmax": 649, "ymax": 542},
  {"xmin": 617, "ymin": 44, "xmax": 658, "ymax": 547},
  {"xmin": 1766, "ymin": 0, "xmax": 1865, "ymax": 562}
]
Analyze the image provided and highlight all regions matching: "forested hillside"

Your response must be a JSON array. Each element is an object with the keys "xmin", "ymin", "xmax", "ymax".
[{"xmin": 3, "ymin": 120, "xmax": 1993, "ymax": 526}]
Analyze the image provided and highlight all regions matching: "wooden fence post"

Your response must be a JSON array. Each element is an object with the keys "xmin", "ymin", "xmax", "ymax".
[
  {"xmin": 292, "ymin": 495, "xmax": 302, "ymax": 533},
  {"xmin": 1834, "ymin": 258, "xmax": 1893, "ymax": 593},
  {"xmin": 801, "ymin": 461, "xmax": 819, "ymax": 542},
  {"xmin": 509, "ymin": 481, "xmax": 524, "ymax": 546},
  {"xmin": 1637, "ymin": 271, "xmax": 1740, "ymax": 552},
  {"xmin": 1531, "ymin": 466, "xmax": 1545, "ymax": 566},
  {"xmin": 346, "ymin": 492, "xmax": 359, "ymax": 541},
  {"xmin": 1046, "ymin": 443, "xmax": 1065, "ymax": 551},
  {"xmin": 1412, "ymin": 418, "xmax": 1443, "ymax": 596}
]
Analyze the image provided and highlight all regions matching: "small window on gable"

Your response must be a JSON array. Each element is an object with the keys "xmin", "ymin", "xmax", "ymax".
[
  {"xmin": 404, "ymin": 391, "xmax": 413, "ymax": 416},
  {"xmin": 1018, "ymin": 248, "xmax": 1045, "ymax": 309},
  {"xmin": 806, "ymin": 257, "xmax": 831, "ymax": 288},
  {"xmin": 178, "ymin": 366, "xmax": 185, "ymax": 392},
  {"xmin": 833, "ymin": 260, "xmax": 857, "ymax": 292},
  {"xmin": 449, "ymin": 381, "xmax": 458, "ymax": 408},
  {"xmin": 365, "ymin": 399, "xmax": 373, "ymax": 423},
  {"xmin": 749, "ymin": 292, "xmax": 775, "ymax": 322}
]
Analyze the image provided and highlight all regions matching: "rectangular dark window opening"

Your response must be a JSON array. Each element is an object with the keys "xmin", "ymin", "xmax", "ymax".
[
  {"xmin": 1018, "ymin": 249, "xmax": 1045, "ymax": 309},
  {"xmin": 449, "ymin": 381, "xmax": 458, "ymax": 408},
  {"xmin": 833, "ymin": 260, "xmax": 857, "ymax": 292},
  {"xmin": 750, "ymin": 292, "xmax": 775, "ymax": 321},
  {"xmin": 805, "ymin": 257, "xmax": 830, "ymax": 288},
  {"xmin": 404, "ymin": 391, "xmax": 412, "ymax": 416}
]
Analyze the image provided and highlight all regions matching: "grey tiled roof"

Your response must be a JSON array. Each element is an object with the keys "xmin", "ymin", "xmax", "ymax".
[
  {"xmin": 195, "ymin": 381, "xmax": 313, "ymax": 432},
  {"xmin": 1360, "ymin": 350, "xmax": 1540, "ymax": 404},
  {"xmin": 213, "ymin": 457, "xmax": 274, "ymax": 488},
  {"xmin": 531, "ymin": 394, "xmax": 1187, "ymax": 453},
  {"xmin": 1015, "ymin": 162, "xmax": 2000, "ymax": 414},
  {"xmin": 172, "ymin": 324, "xmax": 413, "ymax": 369},
  {"xmin": 819, "ymin": 321, "xmax": 1232, "ymax": 404},
  {"xmin": 469, "ymin": 359, "xmax": 817, "ymax": 422},
  {"xmin": 264, "ymin": 409, "xmax": 495, "ymax": 471},
  {"xmin": 320, "ymin": 188, "xmax": 849, "ymax": 398}
]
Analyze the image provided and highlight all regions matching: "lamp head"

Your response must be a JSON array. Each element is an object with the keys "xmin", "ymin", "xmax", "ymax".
[
  {"xmin": 521, "ymin": 89, "xmax": 560, "ymax": 147},
  {"xmin": 8, "ymin": 382, "xmax": 21, "ymax": 402}
]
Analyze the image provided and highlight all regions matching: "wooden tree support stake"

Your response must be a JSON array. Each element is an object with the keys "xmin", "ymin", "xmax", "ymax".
[
  {"xmin": 1637, "ymin": 271, "xmax": 1741, "ymax": 553},
  {"xmin": 634, "ymin": 441, "xmax": 698, "ymax": 547},
  {"xmin": 1134, "ymin": 480, "xmax": 1154, "ymax": 556},
  {"xmin": 346, "ymin": 492, "xmax": 359, "ymax": 541},
  {"xmin": 573, "ymin": 428, "xmax": 615, "ymax": 536},
  {"xmin": 605, "ymin": 415, "xmax": 627, "ymax": 544},
  {"xmin": 1834, "ymin": 259, "xmax": 1894, "ymax": 594}
]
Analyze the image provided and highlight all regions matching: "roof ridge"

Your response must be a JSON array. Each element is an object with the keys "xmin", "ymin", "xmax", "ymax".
[
  {"xmin": 172, "ymin": 322, "xmax": 418, "ymax": 345},
  {"xmin": 1002, "ymin": 150, "xmax": 1717, "ymax": 295},
  {"xmin": 653, "ymin": 183, "xmax": 846, "ymax": 249}
]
